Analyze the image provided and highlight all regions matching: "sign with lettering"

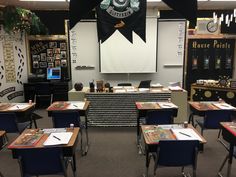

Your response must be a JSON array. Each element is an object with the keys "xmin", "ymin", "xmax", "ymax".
[{"xmin": 186, "ymin": 38, "xmax": 235, "ymax": 95}]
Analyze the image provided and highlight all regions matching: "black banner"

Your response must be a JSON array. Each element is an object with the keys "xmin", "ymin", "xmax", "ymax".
[
  {"xmin": 162, "ymin": 0, "xmax": 197, "ymax": 26},
  {"xmin": 96, "ymin": 0, "xmax": 146, "ymax": 43}
]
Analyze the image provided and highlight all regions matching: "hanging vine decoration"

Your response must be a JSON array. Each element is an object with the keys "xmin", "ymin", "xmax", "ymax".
[{"xmin": 2, "ymin": 6, "xmax": 48, "ymax": 35}]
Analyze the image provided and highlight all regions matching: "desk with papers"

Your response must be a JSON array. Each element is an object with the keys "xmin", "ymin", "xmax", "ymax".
[
  {"xmin": 188, "ymin": 101, "xmax": 236, "ymax": 126},
  {"xmin": 141, "ymin": 124, "xmax": 206, "ymax": 176},
  {"xmin": 8, "ymin": 128, "xmax": 79, "ymax": 174},
  {"xmin": 135, "ymin": 101, "xmax": 178, "ymax": 145},
  {"xmin": 47, "ymin": 101, "xmax": 89, "ymax": 155}
]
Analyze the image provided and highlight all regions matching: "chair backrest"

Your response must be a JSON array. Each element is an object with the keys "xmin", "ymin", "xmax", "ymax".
[
  {"xmin": 52, "ymin": 111, "xmax": 80, "ymax": 128},
  {"xmin": 157, "ymin": 140, "xmax": 199, "ymax": 167},
  {"xmin": 35, "ymin": 82, "xmax": 52, "ymax": 95},
  {"xmin": 0, "ymin": 113, "xmax": 19, "ymax": 133},
  {"xmin": 138, "ymin": 80, "xmax": 151, "ymax": 88},
  {"xmin": 204, "ymin": 110, "xmax": 232, "ymax": 129},
  {"xmin": 146, "ymin": 110, "xmax": 174, "ymax": 125},
  {"xmin": 117, "ymin": 83, "xmax": 132, "ymax": 86},
  {"xmin": 18, "ymin": 147, "xmax": 66, "ymax": 176}
]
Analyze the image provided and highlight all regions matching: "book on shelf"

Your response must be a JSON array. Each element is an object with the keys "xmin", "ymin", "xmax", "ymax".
[{"xmin": 9, "ymin": 130, "xmax": 44, "ymax": 148}]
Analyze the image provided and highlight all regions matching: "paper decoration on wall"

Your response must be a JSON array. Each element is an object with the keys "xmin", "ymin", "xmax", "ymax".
[
  {"xmin": 96, "ymin": 0, "xmax": 146, "ymax": 43},
  {"xmin": 3, "ymin": 41, "xmax": 16, "ymax": 83},
  {"xmin": 15, "ymin": 46, "xmax": 25, "ymax": 85}
]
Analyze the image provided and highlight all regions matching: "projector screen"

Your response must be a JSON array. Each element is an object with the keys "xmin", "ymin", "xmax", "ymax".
[{"xmin": 100, "ymin": 18, "xmax": 157, "ymax": 73}]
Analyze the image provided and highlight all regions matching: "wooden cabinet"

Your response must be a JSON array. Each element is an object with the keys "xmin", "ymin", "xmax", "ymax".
[
  {"xmin": 24, "ymin": 82, "xmax": 71, "ymax": 107},
  {"xmin": 190, "ymin": 83, "xmax": 236, "ymax": 106}
]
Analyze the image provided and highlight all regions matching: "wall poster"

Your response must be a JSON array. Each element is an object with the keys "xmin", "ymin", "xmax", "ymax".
[{"xmin": 185, "ymin": 38, "xmax": 235, "ymax": 96}]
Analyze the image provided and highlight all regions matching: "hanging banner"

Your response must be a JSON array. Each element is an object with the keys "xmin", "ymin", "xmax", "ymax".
[
  {"xmin": 96, "ymin": 0, "xmax": 146, "ymax": 43},
  {"xmin": 162, "ymin": 0, "xmax": 197, "ymax": 26}
]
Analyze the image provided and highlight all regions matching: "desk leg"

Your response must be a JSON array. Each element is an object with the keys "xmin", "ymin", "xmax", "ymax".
[
  {"xmin": 72, "ymin": 154, "xmax": 77, "ymax": 177},
  {"xmin": 226, "ymin": 144, "xmax": 234, "ymax": 177},
  {"xmin": 83, "ymin": 110, "xmax": 89, "ymax": 156},
  {"xmin": 137, "ymin": 110, "xmax": 140, "ymax": 146},
  {"xmin": 188, "ymin": 113, "xmax": 195, "ymax": 126},
  {"xmin": 145, "ymin": 145, "xmax": 150, "ymax": 177}
]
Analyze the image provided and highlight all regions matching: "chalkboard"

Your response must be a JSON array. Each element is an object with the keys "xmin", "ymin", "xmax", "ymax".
[{"xmin": 28, "ymin": 35, "xmax": 70, "ymax": 80}]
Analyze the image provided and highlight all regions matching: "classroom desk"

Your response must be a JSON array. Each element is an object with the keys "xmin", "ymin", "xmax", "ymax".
[
  {"xmin": 135, "ymin": 101, "xmax": 178, "ymax": 145},
  {"xmin": 188, "ymin": 101, "xmax": 236, "ymax": 126},
  {"xmin": 47, "ymin": 101, "xmax": 90, "ymax": 155},
  {"xmin": 141, "ymin": 124, "xmax": 206, "ymax": 176},
  {"xmin": 218, "ymin": 122, "xmax": 236, "ymax": 177},
  {"xmin": 0, "ymin": 103, "xmax": 37, "ymax": 127},
  {"xmin": 0, "ymin": 131, "xmax": 6, "ymax": 149},
  {"xmin": 8, "ymin": 128, "xmax": 79, "ymax": 174}
]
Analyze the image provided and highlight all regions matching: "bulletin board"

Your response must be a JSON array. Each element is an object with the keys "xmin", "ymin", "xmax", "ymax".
[
  {"xmin": 27, "ymin": 35, "xmax": 70, "ymax": 80},
  {"xmin": 185, "ymin": 38, "xmax": 235, "ymax": 95}
]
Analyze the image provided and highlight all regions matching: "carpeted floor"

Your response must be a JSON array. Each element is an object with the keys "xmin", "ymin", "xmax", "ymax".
[{"xmin": 0, "ymin": 109, "xmax": 235, "ymax": 177}]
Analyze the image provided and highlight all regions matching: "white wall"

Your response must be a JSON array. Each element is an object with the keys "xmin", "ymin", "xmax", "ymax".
[
  {"xmin": 0, "ymin": 26, "xmax": 28, "ymax": 102},
  {"xmin": 70, "ymin": 17, "xmax": 186, "ymax": 87}
]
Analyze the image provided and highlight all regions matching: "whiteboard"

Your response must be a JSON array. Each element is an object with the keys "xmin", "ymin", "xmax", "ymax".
[
  {"xmin": 100, "ymin": 17, "xmax": 157, "ymax": 73},
  {"xmin": 156, "ymin": 20, "xmax": 186, "ymax": 86}
]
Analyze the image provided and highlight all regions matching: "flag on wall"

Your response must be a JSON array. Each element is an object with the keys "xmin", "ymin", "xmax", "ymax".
[
  {"xmin": 69, "ymin": 0, "xmax": 197, "ymax": 32},
  {"xmin": 96, "ymin": 0, "xmax": 147, "ymax": 43},
  {"xmin": 162, "ymin": 0, "xmax": 198, "ymax": 26},
  {"xmin": 69, "ymin": 0, "xmax": 102, "ymax": 29}
]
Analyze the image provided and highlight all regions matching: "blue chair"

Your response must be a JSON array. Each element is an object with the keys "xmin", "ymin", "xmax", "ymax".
[
  {"xmin": 148, "ymin": 140, "xmax": 199, "ymax": 177},
  {"xmin": 34, "ymin": 82, "xmax": 53, "ymax": 108},
  {"xmin": 51, "ymin": 111, "xmax": 87, "ymax": 154},
  {"xmin": 0, "ymin": 113, "xmax": 30, "ymax": 133},
  {"xmin": 145, "ymin": 110, "xmax": 174, "ymax": 125},
  {"xmin": 17, "ymin": 147, "xmax": 69, "ymax": 177},
  {"xmin": 195, "ymin": 110, "xmax": 232, "ymax": 136}
]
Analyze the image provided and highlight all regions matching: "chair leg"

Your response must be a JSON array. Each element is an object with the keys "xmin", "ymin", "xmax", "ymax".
[
  {"xmin": 217, "ymin": 129, "xmax": 222, "ymax": 139},
  {"xmin": 0, "ymin": 171, "xmax": 4, "ymax": 177}
]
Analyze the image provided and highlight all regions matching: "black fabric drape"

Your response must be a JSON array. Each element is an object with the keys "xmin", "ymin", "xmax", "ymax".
[
  {"xmin": 162, "ymin": 0, "xmax": 198, "ymax": 26},
  {"xmin": 69, "ymin": 0, "xmax": 102, "ymax": 29}
]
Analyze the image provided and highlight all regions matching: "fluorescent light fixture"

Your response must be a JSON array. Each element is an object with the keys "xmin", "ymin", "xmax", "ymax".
[
  {"xmin": 210, "ymin": 0, "xmax": 236, "ymax": 1},
  {"xmin": 19, "ymin": 0, "xmax": 66, "ymax": 1},
  {"xmin": 147, "ymin": 0, "xmax": 162, "ymax": 2}
]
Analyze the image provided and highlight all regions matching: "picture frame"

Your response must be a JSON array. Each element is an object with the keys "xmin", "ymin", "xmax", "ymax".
[{"xmin": 230, "ymin": 80, "xmax": 236, "ymax": 88}]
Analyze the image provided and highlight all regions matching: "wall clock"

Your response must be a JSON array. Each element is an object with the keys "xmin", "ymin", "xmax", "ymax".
[{"xmin": 206, "ymin": 20, "xmax": 219, "ymax": 33}]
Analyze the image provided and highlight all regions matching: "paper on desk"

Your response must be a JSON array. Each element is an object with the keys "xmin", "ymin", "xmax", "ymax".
[
  {"xmin": 138, "ymin": 88, "xmax": 150, "ymax": 92},
  {"xmin": 114, "ymin": 89, "xmax": 126, "ymax": 93},
  {"xmin": 43, "ymin": 132, "xmax": 73, "ymax": 146},
  {"xmin": 8, "ymin": 104, "xmax": 29, "ymax": 110},
  {"xmin": 213, "ymin": 103, "xmax": 235, "ymax": 110},
  {"xmin": 158, "ymin": 102, "xmax": 178, "ymax": 109},
  {"xmin": 67, "ymin": 101, "xmax": 85, "ymax": 109},
  {"xmin": 171, "ymin": 128, "xmax": 202, "ymax": 141}
]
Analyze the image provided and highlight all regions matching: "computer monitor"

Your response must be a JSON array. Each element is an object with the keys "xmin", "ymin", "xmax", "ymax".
[
  {"xmin": 47, "ymin": 67, "xmax": 61, "ymax": 80},
  {"xmin": 138, "ymin": 80, "xmax": 151, "ymax": 88}
]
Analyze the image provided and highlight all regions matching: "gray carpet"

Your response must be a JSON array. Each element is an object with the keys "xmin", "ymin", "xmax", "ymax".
[{"xmin": 0, "ymin": 109, "xmax": 235, "ymax": 177}]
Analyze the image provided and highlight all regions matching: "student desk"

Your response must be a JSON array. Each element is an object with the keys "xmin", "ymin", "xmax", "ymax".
[
  {"xmin": 218, "ymin": 122, "xmax": 236, "ymax": 177},
  {"xmin": 8, "ymin": 128, "xmax": 79, "ymax": 174},
  {"xmin": 47, "ymin": 101, "xmax": 90, "ymax": 154},
  {"xmin": 141, "ymin": 124, "xmax": 206, "ymax": 176},
  {"xmin": 188, "ymin": 101, "xmax": 236, "ymax": 126},
  {"xmin": 135, "ymin": 101, "xmax": 178, "ymax": 145},
  {"xmin": 0, "ymin": 131, "xmax": 6, "ymax": 149},
  {"xmin": 0, "ymin": 103, "xmax": 37, "ymax": 127}
]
